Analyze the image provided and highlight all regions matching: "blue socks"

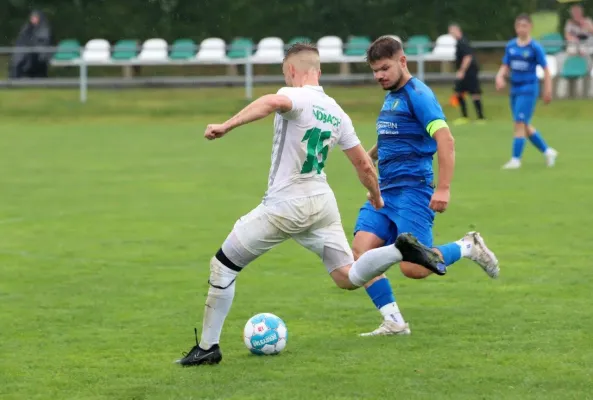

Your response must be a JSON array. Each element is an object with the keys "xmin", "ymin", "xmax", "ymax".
[
  {"xmin": 365, "ymin": 277, "xmax": 396, "ymax": 309},
  {"xmin": 512, "ymin": 137, "xmax": 526, "ymax": 159},
  {"xmin": 528, "ymin": 131, "xmax": 548, "ymax": 153},
  {"xmin": 436, "ymin": 242, "xmax": 462, "ymax": 266},
  {"xmin": 513, "ymin": 130, "xmax": 548, "ymax": 160}
]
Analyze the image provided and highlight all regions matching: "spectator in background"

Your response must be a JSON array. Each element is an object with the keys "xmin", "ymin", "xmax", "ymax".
[
  {"xmin": 564, "ymin": 4, "xmax": 593, "ymax": 56},
  {"xmin": 9, "ymin": 10, "xmax": 53, "ymax": 79},
  {"xmin": 448, "ymin": 23, "xmax": 485, "ymax": 126}
]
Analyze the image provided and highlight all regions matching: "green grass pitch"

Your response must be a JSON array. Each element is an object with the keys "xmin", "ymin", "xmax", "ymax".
[{"xmin": 1, "ymin": 85, "xmax": 592, "ymax": 399}]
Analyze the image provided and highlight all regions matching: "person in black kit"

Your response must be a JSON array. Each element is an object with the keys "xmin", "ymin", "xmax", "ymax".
[{"xmin": 448, "ymin": 23, "xmax": 485, "ymax": 125}]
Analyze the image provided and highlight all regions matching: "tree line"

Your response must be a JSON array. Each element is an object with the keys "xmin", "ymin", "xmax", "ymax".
[{"xmin": 1, "ymin": 0, "xmax": 548, "ymax": 45}]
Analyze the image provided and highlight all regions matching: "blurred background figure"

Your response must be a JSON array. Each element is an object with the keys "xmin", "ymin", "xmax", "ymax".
[
  {"xmin": 564, "ymin": 4, "xmax": 593, "ymax": 56},
  {"xmin": 448, "ymin": 23, "xmax": 485, "ymax": 126},
  {"xmin": 9, "ymin": 10, "xmax": 53, "ymax": 79}
]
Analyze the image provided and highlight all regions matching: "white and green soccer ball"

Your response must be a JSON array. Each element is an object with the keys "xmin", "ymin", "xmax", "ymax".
[{"xmin": 243, "ymin": 313, "xmax": 288, "ymax": 355}]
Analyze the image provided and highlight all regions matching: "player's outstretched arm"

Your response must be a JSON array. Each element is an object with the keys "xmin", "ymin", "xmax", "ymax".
[
  {"xmin": 344, "ymin": 144, "xmax": 383, "ymax": 209},
  {"xmin": 204, "ymin": 94, "xmax": 293, "ymax": 140},
  {"xmin": 430, "ymin": 125, "xmax": 455, "ymax": 213}
]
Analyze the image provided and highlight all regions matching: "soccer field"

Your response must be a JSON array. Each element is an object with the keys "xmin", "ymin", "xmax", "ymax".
[{"xmin": 1, "ymin": 86, "xmax": 592, "ymax": 400}]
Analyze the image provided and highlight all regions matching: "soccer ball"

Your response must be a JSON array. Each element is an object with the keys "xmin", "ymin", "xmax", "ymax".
[{"xmin": 243, "ymin": 313, "xmax": 288, "ymax": 355}]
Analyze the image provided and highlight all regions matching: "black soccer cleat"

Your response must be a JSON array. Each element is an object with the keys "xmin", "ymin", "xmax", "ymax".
[
  {"xmin": 395, "ymin": 232, "xmax": 446, "ymax": 276},
  {"xmin": 175, "ymin": 328, "xmax": 222, "ymax": 367}
]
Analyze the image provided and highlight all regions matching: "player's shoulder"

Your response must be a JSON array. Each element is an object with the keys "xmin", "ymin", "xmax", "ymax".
[
  {"xmin": 530, "ymin": 39, "xmax": 545, "ymax": 52},
  {"xmin": 405, "ymin": 77, "xmax": 437, "ymax": 100},
  {"xmin": 506, "ymin": 38, "xmax": 518, "ymax": 49},
  {"xmin": 276, "ymin": 86, "xmax": 302, "ymax": 97}
]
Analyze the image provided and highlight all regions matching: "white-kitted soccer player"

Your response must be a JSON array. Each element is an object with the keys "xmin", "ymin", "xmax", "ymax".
[{"xmin": 176, "ymin": 43, "xmax": 442, "ymax": 366}]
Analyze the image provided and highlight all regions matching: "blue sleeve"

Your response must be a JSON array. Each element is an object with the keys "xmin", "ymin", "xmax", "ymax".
[
  {"xmin": 410, "ymin": 87, "xmax": 446, "ymax": 133},
  {"xmin": 534, "ymin": 42, "xmax": 547, "ymax": 68},
  {"xmin": 502, "ymin": 44, "xmax": 510, "ymax": 65}
]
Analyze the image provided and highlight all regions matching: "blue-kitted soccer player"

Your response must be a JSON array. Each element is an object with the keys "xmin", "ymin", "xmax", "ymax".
[
  {"xmin": 496, "ymin": 13, "xmax": 558, "ymax": 170},
  {"xmin": 352, "ymin": 36, "xmax": 500, "ymax": 336}
]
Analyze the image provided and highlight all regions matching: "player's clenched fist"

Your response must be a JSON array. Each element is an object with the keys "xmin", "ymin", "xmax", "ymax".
[
  {"xmin": 429, "ymin": 187, "xmax": 450, "ymax": 213},
  {"xmin": 204, "ymin": 124, "xmax": 229, "ymax": 140},
  {"xmin": 367, "ymin": 191, "xmax": 384, "ymax": 210}
]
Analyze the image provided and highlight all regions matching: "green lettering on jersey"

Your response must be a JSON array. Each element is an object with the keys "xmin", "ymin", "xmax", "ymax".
[
  {"xmin": 300, "ymin": 127, "xmax": 331, "ymax": 174},
  {"xmin": 312, "ymin": 109, "xmax": 341, "ymax": 127}
]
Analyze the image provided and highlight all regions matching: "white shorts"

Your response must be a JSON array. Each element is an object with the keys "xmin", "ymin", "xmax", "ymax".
[{"xmin": 221, "ymin": 193, "xmax": 354, "ymax": 272}]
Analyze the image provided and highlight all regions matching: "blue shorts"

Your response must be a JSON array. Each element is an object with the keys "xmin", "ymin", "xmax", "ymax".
[
  {"xmin": 354, "ymin": 186, "xmax": 435, "ymax": 247},
  {"xmin": 510, "ymin": 93, "xmax": 538, "ymax": 124}
]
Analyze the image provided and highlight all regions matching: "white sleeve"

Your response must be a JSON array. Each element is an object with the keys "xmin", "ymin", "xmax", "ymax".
[
  {"xmin": 338, "ymin": 113, "xmax": 361, "ymax": 150},
  {"xmin": 276, "ymin": 87, "xmax": 306, "ymax": 120}
]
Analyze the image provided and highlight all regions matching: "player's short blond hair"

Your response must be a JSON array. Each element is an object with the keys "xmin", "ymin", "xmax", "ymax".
[
  {"xmin": 283, "ymin": 42, "xmax": 320, "ymax": 71},
  {"xmin": 284, "ymin": 42, "xmax": 319, "ymax": 61}
]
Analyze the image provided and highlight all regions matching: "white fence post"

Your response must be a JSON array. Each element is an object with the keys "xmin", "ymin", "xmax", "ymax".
[
  {"xmin": 417, "ymin": 44, "xmax": 425, "ymax": 82},
  {"xmin": 244, "ymin": 44, "xmax": 253, "ymax": 101},
  {"xmin": 79, "ymin": 59, "xmax": 88, "ymax": 103}
]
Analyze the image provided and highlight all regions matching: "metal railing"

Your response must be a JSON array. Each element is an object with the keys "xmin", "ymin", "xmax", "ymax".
[{"xmin": 0, "ymin": 40, "xmax": 568, "ymax": 103}]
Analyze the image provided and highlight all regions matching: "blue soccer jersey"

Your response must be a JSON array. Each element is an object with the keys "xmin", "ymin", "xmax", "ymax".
[
  {"xmin": 376, "ymin": 77, "xmax": 446, "ymax": 191},
  {"xmin": 502, "ymin": 38, "xmax": 547, "ymax": 95}
]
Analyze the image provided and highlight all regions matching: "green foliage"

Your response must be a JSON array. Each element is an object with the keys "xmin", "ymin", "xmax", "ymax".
[
  {"xmin": 1, "ymin": 0, "xmax": 535, "ymax": 45},
  {"xmin": 537, "ymin": 0, "xmax": 558, "ymax": 10}
]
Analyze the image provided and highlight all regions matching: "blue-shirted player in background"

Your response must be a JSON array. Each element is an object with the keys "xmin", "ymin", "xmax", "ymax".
[
  {"xmin": 496, "ymin": 13, "xmax": 558, "ymax": 170},
  {"xmin": 352, "ymin": 36, "xmax": 500, "ymax": 336}
]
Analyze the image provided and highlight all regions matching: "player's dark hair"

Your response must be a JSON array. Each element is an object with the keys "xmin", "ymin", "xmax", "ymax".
[
  {"xmin": 515, "ymin": 13, "xmax": 532, "ymax": 24},
  {"xmin": 366, "ymin": 36, "xmax": 403, "ymax": 63},
  {"xmin": 284, "ymin": 42, "xmax": 318, "ymax": 61}
]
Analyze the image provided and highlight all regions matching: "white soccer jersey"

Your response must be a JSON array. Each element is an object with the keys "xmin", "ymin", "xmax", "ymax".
[{"xmin": 263, "ymin": 85, "xmax": 361, "ymax": 204}]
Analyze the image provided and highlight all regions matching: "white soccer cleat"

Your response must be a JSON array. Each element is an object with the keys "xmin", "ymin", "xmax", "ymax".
[
  {"xmin": 545, "ymin": 148, "xmax": 558, "ymax": 167},
  {"xmin": 359, "ymin": 320, "xmax": 411, "ymax": 337},
  {"xmin": 463, "ymin": 231, "xmax": 499, "ymax": 278},
  {"xmin": 502, "ymin": 158, "xmax": 521, "ymax": 169}
]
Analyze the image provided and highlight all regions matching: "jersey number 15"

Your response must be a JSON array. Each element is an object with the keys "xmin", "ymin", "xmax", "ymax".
[{"xmin": 301, "ymin": 127, "xmax": 331, "ymax": 174}]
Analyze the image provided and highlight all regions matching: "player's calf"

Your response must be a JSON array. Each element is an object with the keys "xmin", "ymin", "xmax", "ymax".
[
  {"xmin": 176, "ymin": 249, "xmax": 242, "ymax": 367},
  {"xmin": 399, "ymin": 262, "xmax": 435, "ymax": 279}
]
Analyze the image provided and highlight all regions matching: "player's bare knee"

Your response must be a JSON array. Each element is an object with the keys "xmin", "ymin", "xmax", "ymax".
[
  {"xmin": 400, "ymin": 262, "xmax": 432, "ymax": 279},
  {"xmin": 330, "ymin": 267, "xmax": 357, "ymax": 290},
  {"xmin": 351, "ymin": 239, "xmax": 366, "ymax": 261},
  {"xmin": 514, "ymin": 123, "xmax": 527, "ymax": 137},
  {"xmin": 352, "ymin": 246, "xmax": 363, "ymax": 261},
  {"xmin": 209, "ymin": 249, "xmax": 241, "ymax": 290},
  {"xmin": 352, "ymin": 232, "xmax": 384, "ymax": 261}
]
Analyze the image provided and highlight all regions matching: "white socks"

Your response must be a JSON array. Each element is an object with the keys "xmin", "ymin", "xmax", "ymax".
[
  {"xmin": 199, "ymin": 257, "xmax": 239, "ymax": 350},
  {"xmin": 348, "ymin": 245, "xmax": 403, "ymax": 287},
  {"xmin": 455, "ymin": 238, "xmax": 474, "ymax": 258},
  {"xmin": 380, "ymin": 302, "xmax": 405, "ymax": 325}
]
